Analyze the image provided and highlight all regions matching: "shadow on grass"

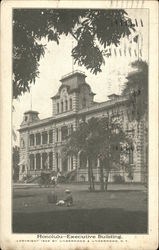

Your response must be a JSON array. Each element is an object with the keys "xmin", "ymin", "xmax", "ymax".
[
  {"xmin": 13, "ymin": 207, "xmax": 147, "ymax": 234},
  {"xmin": 80, "ymin": 190, "xmax": 145, "ymax": 193},
  {"xmin": 13, "ymin": 194, "xmax": 37, "ymax": 198}
]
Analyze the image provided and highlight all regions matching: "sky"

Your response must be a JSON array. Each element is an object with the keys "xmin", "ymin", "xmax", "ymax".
[{"xmin": 13, "ymin": 9, "xmax": 148, "ymax": 145}]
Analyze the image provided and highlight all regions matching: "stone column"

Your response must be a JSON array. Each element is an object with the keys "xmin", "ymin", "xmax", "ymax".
[
  {"xmin": 47, "ymin": 131, "xmax": 49, "ymax": 144},
  {"xmin": 77, "ymin": 152, "xmax": 81, "ymax": 169},
  {"xmin": 67, "ymin": 156, "xmax": 70, "ymax": 171},
  {"xmin": 34, "ymin": 154, "xmax": 36, "ymax": 170},
  {"xmin": 56, "ymin": 152, "xmax": 58, "ymax": 171},
  {"xmin": 52, "ymin": 150, "xmax": 56, "ymax": 171}
]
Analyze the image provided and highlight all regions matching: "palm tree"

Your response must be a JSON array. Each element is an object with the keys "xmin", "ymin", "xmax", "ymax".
[{"xmin": 123, "ymin": 60, "xmax": 148, "ymax": 122}]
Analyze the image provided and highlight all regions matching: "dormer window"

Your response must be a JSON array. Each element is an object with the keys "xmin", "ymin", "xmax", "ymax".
[
  {"xmin": 70, "ymin": 98, "xmax": 72, "ymax": 110},
  {"xmin": 61, "ymin": 101, "xmax": 63, "ymax": 112},
  {"xmin": 24, "ymin": 116, "xmax": 28, "ymax": 121}
]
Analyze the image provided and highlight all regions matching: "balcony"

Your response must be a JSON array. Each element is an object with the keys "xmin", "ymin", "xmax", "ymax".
[{"xmin": 29, "ymin": 143, "xmax": 53, "ymax": 151}]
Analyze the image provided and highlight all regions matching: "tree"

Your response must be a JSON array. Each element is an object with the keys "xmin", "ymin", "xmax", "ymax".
[
  {"xmin": 64, "ymin": 116, "xmax": 130, "ymax": 191},
  {"xmin": 122, "ymin": 60, "xmax": 148, "ymax": 122},
  {"xmin": 12, "ymin": 146, "xmax": 20, "ymax": 181},
  {"xmin": 13, "ymin": 9, "xmax": 135, "ymax": 98},
  {"xmin": 122, "ymin": 60, "xmax": 148, "ymax": 187}
]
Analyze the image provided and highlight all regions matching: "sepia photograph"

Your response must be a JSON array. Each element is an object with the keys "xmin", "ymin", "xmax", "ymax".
[{"xmin": 12, "ymin": 7, "xmax": 149, "ymax": 234}]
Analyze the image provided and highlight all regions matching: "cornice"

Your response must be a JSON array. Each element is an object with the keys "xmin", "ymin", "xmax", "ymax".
[{"xmin": 18, "ymin": 96, "xmax": 128, "ymax": 132}]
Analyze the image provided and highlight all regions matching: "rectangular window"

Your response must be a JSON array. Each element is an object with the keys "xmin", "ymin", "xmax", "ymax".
[
  {"xmin": 71, "ymin": 156, "xmax": 73, "ymax": 170},
  {"xmin": 36, "ymin": 133, "xmax": 41, "ymax": 145},
  {"xmin": 29, "ymin": 154, "xmax": 34, "ymax": 170},
  {"xmin": 49, "ymin": 152, "xmax": 53, "ymax": 168},
  {"xmin": 42, "ymin": 152, "xmax": 47, "ymax": 169},
  {"xmin": 36, "ymin": 154, "xmax": 41, "ymax": 170},
  {"xmin": 29, "ymin": 134, "xmax": 34, "ymax": 146}
]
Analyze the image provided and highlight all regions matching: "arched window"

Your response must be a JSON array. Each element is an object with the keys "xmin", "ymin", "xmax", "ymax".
[
  {"xmin": 129, "ymin": 145, "xmax": 134, "ymax": 164},
  {"xmin": 70, "ymin": 98, "xmax": 72, "ymax": 110},
  {"xmin": 29, "ymin": 154, "xmax": 34, "ymax": 170},
  {"xmin": 29, "ymin": 134, "xmax": 34, "ymax": 146},
  {"xmin": 36, "ymin": 153, "xmax": 41, "ymax": 170},
  {"xmin": 82, "ymin": 97, "xmax": 86, "ymax": 108},
  {"xmin": 56, "ymin": 152, "xmax": 59, "ymax": 170},
  {"xmin": 61, "ymin": 101, "xmax": 63, "ymax": 112},
  {"xmin": 49, "ymin": 152, "xmax": 53, "ymax": 169},
  {"xmin": 65, "ymin": 100, "xmax": 68, "ymax": 111},
  {"xmin": 21, "ymin": 138, "xmax": 25, "ymax": 148},
  {"xmin": 61, "ymin": 126, "xmax": 68, "ymax": 141},
  {"xmin": 42, "ymin": 152, "xmax": 47, "ymax": 169}
]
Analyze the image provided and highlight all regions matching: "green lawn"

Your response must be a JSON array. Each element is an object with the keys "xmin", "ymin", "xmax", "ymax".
[{"xmin": 13, "ymin": 184, "xmax": 148, "ymax": 233}]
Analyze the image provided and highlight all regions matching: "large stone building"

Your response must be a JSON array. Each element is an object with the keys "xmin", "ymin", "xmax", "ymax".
[{"xmin": 18, "ymin": 70, "xmax": 147, "ymax": 183}]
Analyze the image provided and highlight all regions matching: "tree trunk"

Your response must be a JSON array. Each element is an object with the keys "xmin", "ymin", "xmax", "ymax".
[
  {"xmin": 90, "ymin": 158, "xmax": 95, "ymax": 191},
  {"xmin": 88, "ymin": 157, "xmax": 95, "ymax": 191},
  {"xmin": 88, "ymin": 157, "xmax": 92, "ymax": 191},
  {"xmin": 99, "ymin": 162, "xmax": 104, "ymax": 191},
  {"xmin": 104, "ymin": 170, "xmax": 110, "ymax": 191},
  {"xmin": 91, "ymin": 169, "xmax": 95, "ymax": 191}
]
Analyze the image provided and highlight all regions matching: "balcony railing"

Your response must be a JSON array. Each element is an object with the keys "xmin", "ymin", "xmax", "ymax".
[{"xmin": 60, "ymin": 70, "xmax": 86, "ymax": 80}]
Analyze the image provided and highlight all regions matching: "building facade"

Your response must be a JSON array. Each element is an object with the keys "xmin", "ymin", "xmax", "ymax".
[{"xmin": 18, "ymin": 71, "xmax": 147, "ymax": 183}]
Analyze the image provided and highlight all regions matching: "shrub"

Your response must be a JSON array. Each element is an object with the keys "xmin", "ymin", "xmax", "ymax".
[{"xmin": 113, "ymin": 174, "xmax": 125, "ymax": 183}]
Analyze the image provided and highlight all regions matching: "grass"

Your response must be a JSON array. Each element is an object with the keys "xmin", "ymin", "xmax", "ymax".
[{"xmin": 13, "ymin": 184, "xmax": 148, "ymax": 233}]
